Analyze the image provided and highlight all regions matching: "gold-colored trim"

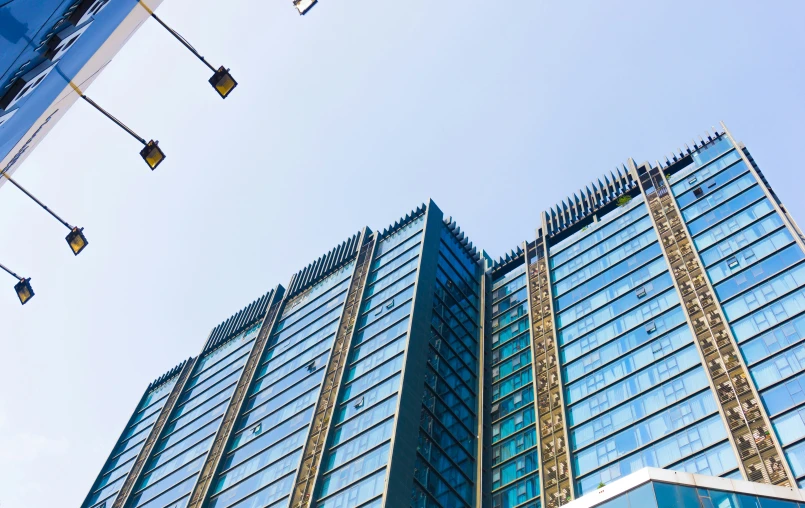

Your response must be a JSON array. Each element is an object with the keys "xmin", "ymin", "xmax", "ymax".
[
  {"xmin": 185, "ymin": 289, "xmax": 284, "ymax": 508},
  {"xmin": 633, "ymin": 159, "xmax": 793, "ymax": 486},
  {"xmin": 289, "ymin": 230, "xmax": 377, "ymax": 508},
  {"xmin": 526, "ymin": 231, "xmax": 574, "ymax": 508}
]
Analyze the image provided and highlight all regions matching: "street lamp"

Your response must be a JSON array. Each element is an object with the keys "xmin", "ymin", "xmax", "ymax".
[
  {"xmin": 0, "ymin": 172, "xmax": 88, "ymax": 256},
  {"xmin": 0, "ymin": 262, "xmax": 34, "ymax": 305},
  {"xmin": 140, "ymin": 1, "xmax": 237, "ymax": 99},
  {"xmin": 293, "ymin": 0, "xmax": 318, "ymax": 15},
  {"xmin": 80, "ymin": 94, "xmax": 165, "ymax": 170}
]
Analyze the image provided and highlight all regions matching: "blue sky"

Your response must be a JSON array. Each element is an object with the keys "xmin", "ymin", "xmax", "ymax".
[{"xmin": 0, "ymin": 1, "xmax": 804, "ymax": 506}]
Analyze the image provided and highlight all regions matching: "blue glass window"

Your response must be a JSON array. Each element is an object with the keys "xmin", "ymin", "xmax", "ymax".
[
  {"xmin": 746, "ymin": 314, "xmax": 805, "ymax": 367},
  {"xmin": 317, "ymin": 443, "xmax": 390, "ymax": 499},
  {"xmin": 681, "ymin": 173, "xmax": 757, "ymax": 223},
  {"xmin": 550, "ymin": 202, "xmax": 646, "ymax": 263},
  {"xmin": 573, "ymin": 391, "xmax": 718, "ymax": 476},
  {"xmin": 492, "ymin": 450, "xmax": 538, "ymax": 489},
  {"xmin": 784, "ymin": 440, "xmax": 805, "ymax": 477},
  {"xmin": 330, "ymin": 395, "xmax": 397, "ymax": 448},
  {"xmin": 492, "ymin": 368, "xmax": 533, "ymax": 401},
  {"xmin": 492, "ymin": 427, "xmax": 537, "ymax": 466},
  {"xmin": 553, "ymin": 230, "xmax": 658, "ymax": 296},
  {"xmin": 671, "ymin": 147, "xmax": 741, "ymax": 196},
  {"xmin": 693, "ymin": 198, "xmax": 775, "ymax": 251},
  {"xmin": 707, "ymin": 229, "xmax": 795, "ymax": 285},
  {"xmin": 691, "ymin": 137, "xmax": 734, "ymax": 167},
  {"xmin": 565, "ymin": 325, "xmax": 692, "ymax": 403},
  {"xmin": 687, "ymin": 186, "xmax": 766, "ymax": 237},
  {"xmin": 559, "ymin": 289, "xmax": 679, "ymax": 348},
  {"xmin": 555, "ymin": 244, "xmax": 664, "ymax": 312},
  {"xmin": 567, "ymin": 345, "xmax": 701, "ymax": 425},
  {"xmin": 570, "ymin": 368, "xmax": 709, "ymax": 449},
  {"xmin": 492, "ymin": 406, "xmax": 535, "ymax": 443},
  {"xmin": 552, "ymin": 215, "xmax": 654, "ymax": 281},
  {"xmin": 676, "ymin": 159, "xmax": 748, "ymax": 209},
  {"xmin": 558, "ymin": 278, "xmax": 675, "ymax": 343},
  {"xmin": 491, "ymin": 473, "xmax": 539, "ymax": 508},
  {"xmin": 700, "ymin": 214, "xmax": 784, "ymax": 268},
  {"xmin": 557, "ymin": 259, "xmax": 669, "ymax": 325},
  {"xmin": 760, "ymin": 371, "xmax": 805, "ymax": 416},
  {"xmin": 316, "ymin": 470, "xmax": 386, "ymax": 508},
  {"xmin": 576, "ymin": 415, "xmax": 728, "ymax": 494},
  {"xmin": 723, "ymin": 263, "xmax": 805, "ymax": 322},
  {"xmin": 562, "ymin": 307, "xmax": 686, "ymax": 367},
  {"xmin": 209, "ymin": 453, "xmax": 299, "ymax": 507},
  {"xmin": 732, "ymin": 288, "xmax": 805, "ymax": 342},
  {"xmin": 716, "ymin": 246, "xmax": 804, "ymax": 302}
]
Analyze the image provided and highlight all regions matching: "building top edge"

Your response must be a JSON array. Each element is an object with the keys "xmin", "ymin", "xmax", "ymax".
[
  {"xmin": 490, "ymin": 244, "xmax": 525, "ymax": 272},
  {"xmin": 442, "ymin": 215, "xmax": 483, "ymax": 265},
  {"xmin": 203, "ymin": 288, "xmax": 276, "ymax": 353},
  {"xmin": 545, "ymin": 164, "xmax": 638, "ymax": 238},
  {"xmin": 148, "ymin": 357, "xmax": 193, "ymax": 391},
  {"xmin": 544, "ymin": 126, "xmax": 727, "ymax": 240},
  {"xmin": 286, "ymin": 231, "xmax": 364, "ymax": 299},
  {"xmin": 656, "ymin": 128, "xmax": 725, "ymax": 169},
  {"xmin": 377, "ymin": 203, "xmax": 427, "ymax": 241}
]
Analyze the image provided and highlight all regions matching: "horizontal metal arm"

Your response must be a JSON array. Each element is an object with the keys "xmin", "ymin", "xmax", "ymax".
[
  {"xmin": 147, "ymin": 8, "xmax": 218, "ymax": 73},
  {"xmin": 81, "ymin": 95, "xmax": 147, "ymax": 145},
  {"xmin": 0, "ymin": 172, "xmax": 73, "ymax": 231},
  {"xmin": 0, "ymin": 261, "xmax": 22, "ymax": 281}
]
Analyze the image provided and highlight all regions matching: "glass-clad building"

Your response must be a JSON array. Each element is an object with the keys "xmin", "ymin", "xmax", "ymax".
[
  {"xmin": 82, "ymin": 125, "xmax": 805, "ymax": 508},
  {"xmin": 559, "ymin": 467, "xmax": 805, "ymax": 508}
]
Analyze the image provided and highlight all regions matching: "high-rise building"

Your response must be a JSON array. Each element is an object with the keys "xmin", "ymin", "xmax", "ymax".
[
  {"xmin": 81, "ymin": 125, "xmax": 805, "ymax": 508},
  {"xmin": 0, "ymin": 0, "xmax": 168, "ymax": 183}
]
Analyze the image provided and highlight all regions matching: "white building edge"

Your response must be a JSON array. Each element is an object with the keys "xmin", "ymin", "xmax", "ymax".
[{"xmin": 566, "ymin": 467, "xmax": 805, "ymax": 507}]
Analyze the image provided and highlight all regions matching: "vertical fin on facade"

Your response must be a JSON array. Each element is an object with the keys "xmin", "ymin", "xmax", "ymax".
[
  {"xmin": 289, "ymin": 229, "xmax": 377, "ymax": 508},
  {"xmin": 377, "ymin": 202, "xmax": 427, "ymax": 240},
  {"xmin": 185, "ymin": 286, "xmax": 286, "ymax": 508},
  {"xmin": 80, "ymin": 356, "xmax": 195, "ymax": 508},
  {"xmin": 442, "ymin": 215, "xmax": 483, "ymax": 264},
  {"xmin": 110, "ymin": 357, "xmax": 198, "ymax": 508},
  {"xmin": 635, "ymin": 160, "xmax": 794, "ymax": 486},
  {"xmin": 525, "ymin": 237, "xmax": 574, "ymax": 507},
  {"xmin": 147, "ymin": 357, "xmax": 194, "ymax": 391},
  {"xmin": 490, "ymin": 244, "xmax": 525, "ymax": 272},
  {"xmin": 545, "ymin": 164, "xmax": 637, "ymax": 237},
  {"xmin": 286, "ymin": 231, "xmax": 365, "ymax": 299},
  {"xmin": 202, "ymin": 289, "xmax": 275, "ymax": 354},
  {"xmin": 658, "ymin": 128, "xmax": 724, "ymax": 168}
]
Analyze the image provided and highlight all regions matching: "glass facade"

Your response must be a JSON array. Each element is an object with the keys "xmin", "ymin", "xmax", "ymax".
[
  {"xmin": 547, "ymin": 193, "xmax": 738, "ymax": 496},
  {"xmin": 130, "ymin": 324, "xmax": 262, "ymax": 508},
  {"xmin": 210, "ymin": 263, "xmax": 355, "ymax": 508},
  {"xmin": 570, "ymin": 479, "xmax": 805, "ymax": 508},
  {"xmin": 669, "ymin": 137, "xmax": 805, "ymax": 487},
  {"xmin": 0, "ymin": 1, "xmax": 157, "ymax": 183},
  {"xmin": 413, "ymin": 222, "xmax": 482, "ymax": 507},
  {"xmin": 316, "ymin": 216, "xmax": 424, "ymax": 508},
  {"xmin": 489, "ymin": 261, "xmax": 540, "ymax": 508},
  {"xmin": 82, "ymin": 376, "xmax": 179, "ymax": 508},
  {"xmin": 83, "ymin": 129, "xmax": 805, "ymax": 508}
]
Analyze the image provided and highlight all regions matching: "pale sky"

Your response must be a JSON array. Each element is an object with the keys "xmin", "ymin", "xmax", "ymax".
[{"xmin": 0, "ymin": 1, "xmax": 804, "ymax": 507}]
